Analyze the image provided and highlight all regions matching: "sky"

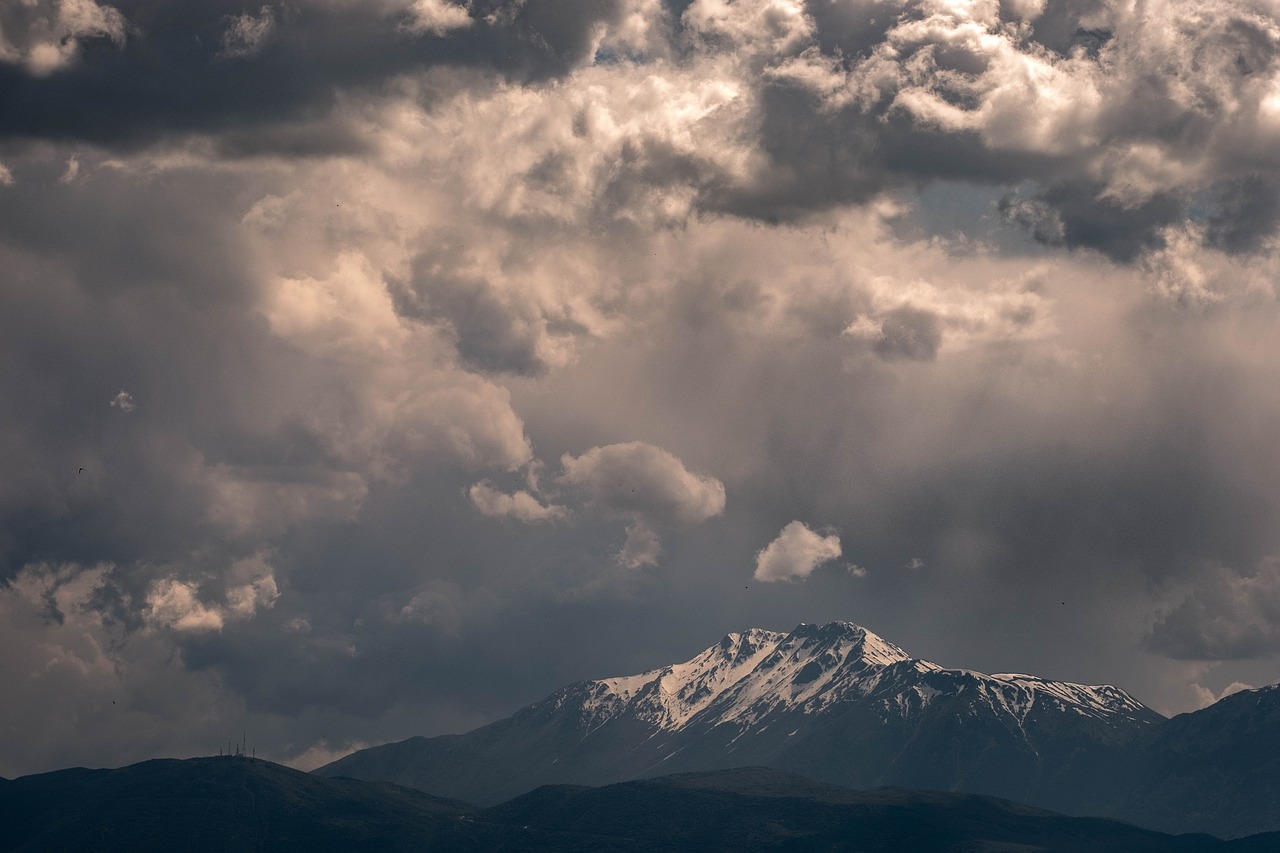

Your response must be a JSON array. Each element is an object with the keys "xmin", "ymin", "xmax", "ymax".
[{"xmin": 3, "ymin": 0, "xmax": 1280, "ymax": 778}]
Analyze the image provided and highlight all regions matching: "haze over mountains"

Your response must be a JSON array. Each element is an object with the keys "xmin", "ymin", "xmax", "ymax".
[{"xmin": 318, "ymin": 621, "xmax": 1280, "ymax": 839}]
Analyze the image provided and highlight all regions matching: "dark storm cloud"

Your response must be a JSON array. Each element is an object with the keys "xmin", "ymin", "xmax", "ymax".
[
  {"xmin": 0, "ymin": 0, "xmax": 625, "ymax": 149},
  {"xmin": 1205, "ymin": 176, "xmax": 1280, "ymax": 255},
  {"xmin": 1002, "ymin": 182, "xmax": 1186, "ymax": 262},
  {"xmin": 693, "ymin": 0, "xmax": 1280, "ymax": 259},
  {"xmin": 1147, "ymin": 560, "xmax": 1280, "ymax": 660}
]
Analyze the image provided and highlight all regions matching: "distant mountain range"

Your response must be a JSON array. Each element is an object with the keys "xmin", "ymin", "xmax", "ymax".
[
  {"xmin": 6, "ymin": 757, "xmax": 1280, "ymax": 852},
  {"xmin": 317, "ymin": 621, "xmax": 1280, "ymax": 839}
]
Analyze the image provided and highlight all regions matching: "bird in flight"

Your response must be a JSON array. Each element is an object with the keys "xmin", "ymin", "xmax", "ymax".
[{"xmin": 78, "ymin": 467, "xmax": 85, "ymax": 473}]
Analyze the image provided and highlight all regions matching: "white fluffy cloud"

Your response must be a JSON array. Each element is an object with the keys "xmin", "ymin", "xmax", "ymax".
[
  {"xmin": 754, "ymin": 521, "xmax": 842, "ymax": 582},
  {"xmin": 403, "ymin": 0, "xmax": 472, "ymax": 35},
  {"xmin": 466, "ymin": 441, "xmax": 725, "ymax": 566},
  {"xmin": 559, "ymin": 441, "xmax": 726, "ymax": 526},
  {"xmin": 146, "ymin": 553, "xmax": 280, "ymax": 633},
  {"xmin": 468, "ymin": 481, "xmax": 567, "ymax": 522}
]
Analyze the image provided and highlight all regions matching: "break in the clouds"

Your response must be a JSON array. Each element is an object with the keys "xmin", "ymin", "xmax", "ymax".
[
  {"xmin": 3, "ymin": 0, "xmax": 1280, "ymax": 777},
  {"xmin": 754, "ymin": 521, "xmax": 843, "ymax": 583}
]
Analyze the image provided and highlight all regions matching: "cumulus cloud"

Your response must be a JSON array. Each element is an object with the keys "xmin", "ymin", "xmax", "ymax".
[
  {"xmin": 753, "ymin": 521, "xmax": 842, "ymax": 582},
  {"xmin": 254, "ymin": 250, "xmax": 535, "ymax": 479},
  {"xmin": 0, "ymin": 0, "xmax": 627, "ymax": 146},
  {"xmin": 1192, "ymin": 679, "xmax": 1255, "ymax": 709},
  {"xmin": 560, "ymin": 441, "xmax": 726, "ymax": 526},
  {"xmin": 403, "ymin": 0, "xmax": 473, "ymax": 35},
  {"xmin": 460, "ymin": 441, "xmax": 726, "ymax": 567},
  {"xmin": 145, "ymin": 553, "xmax": 280, "ymax": 634},
  {"xmin": 1147, "ymin": 558, "xmax": 1280, "ymax": 660},
  {"xmin": 618, "ymin": 518, "xmax": 663, "ymax": 568},
  {"xmin": 0, "ymin": 562, "xmax": 242, "ymax": 777},
  {"xmin": 108, "ymin": 389, "xmax": 136, "ymax": 411},
  {"xmin": 145, "ymin": 578, "xmax": 226, "ymax": 633},
  {"xmin": 6, "ymin": 0, "xmax": 1280, "ymax": 780},
  {"xmin": 219, "ymin": 5, "xmax": 276, "ymax": 59},
  {"xmin": 468, "ymin": 481, "xmax": 567, "ymax": 522},
  {"xmin": 390, "ymin": 257, "xmax": 560, "ymax": 376},
  {"xmin": 0, "ymin": 0, "xmax": 129, "ymax": 76}
]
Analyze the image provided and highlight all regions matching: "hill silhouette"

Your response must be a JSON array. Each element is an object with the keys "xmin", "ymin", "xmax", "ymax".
[{"xmin": 5, "ymin": 759, "xmax": 1280, "ymax": 852}]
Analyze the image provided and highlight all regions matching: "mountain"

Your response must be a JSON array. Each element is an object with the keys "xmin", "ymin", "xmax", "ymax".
[
  {"xmin": 1113, "ymin": 684, "xmax": 1280, "ymax": 839},
  {"xmin": 8, "ymin": 758, "xmax": 1276, "ymax": 852},
  {"xmin": 478, "ymin": 767, "xmax": 1234, "ymax": 853},
  {"xmin": 0, "ymin": 756, "xmax": 478, "ymax": 852},
  {"xmin": 317, "ymin": 621, "xmax": 1163, "ymax": 809}
]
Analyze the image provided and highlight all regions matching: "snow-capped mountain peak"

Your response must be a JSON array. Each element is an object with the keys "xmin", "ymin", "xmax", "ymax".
[
  {"xmin": 318, "ymin": 619, "xmax": 1178, "ymax": 813},
  {"xmin": 576, "ymin": 621, "xmax": 1155, "ymax": 733}
]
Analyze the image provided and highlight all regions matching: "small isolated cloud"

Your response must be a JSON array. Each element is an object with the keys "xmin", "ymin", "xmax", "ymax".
[
  {"xmin": 108, "ymin": 390, "xmax": 135, "ymax": 411},
  {"xmin": 558, "ymin": 441, "xmax": 726, "ymax": 568},
  {"xmin": 754, "ymin": 521, "xmax": 842, "ymax": 583},
  {"xmin": 903, "ymin": 557, "xmax": 926, "ymax": 571},
  {"xmin": 559, "ymin": 441, "xmax": 725, "ymax": 527},
  {"xmin": 219, "ymin": 5, "xmax": 275, "ymax": 59},
  {"xmin": 468, "ymin": 481, "xmax": 567, "ymax": 522},
  {"xmin": 58, "ymin": 156, "xmax": 80, "ymax": 184},
  {"xmin": 847, "ymin": 563, "xmax": 868, "ymax": 578},
  {"xmin": 0, "ymin": 163, "xmax": 13, "ymax": 187},
  {"xmin": 1147, "ymin": 558, "xmax": 1280, "ymax": 660}
]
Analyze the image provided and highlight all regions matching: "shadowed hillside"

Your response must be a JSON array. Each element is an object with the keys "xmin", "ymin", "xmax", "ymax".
[{"xmin": 6, "ymin": 759, "xmax": 1280, "ymax": 852}]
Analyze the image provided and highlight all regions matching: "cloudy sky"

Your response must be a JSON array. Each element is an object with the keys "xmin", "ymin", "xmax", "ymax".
[{"xmin": 4, "ymin": 0, "xmax": 1280, "ymax": 777}]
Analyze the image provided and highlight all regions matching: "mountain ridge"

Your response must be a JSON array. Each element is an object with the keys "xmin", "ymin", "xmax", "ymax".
[
  {"xmin": 317, "ymin": 620, "xmax": 1170, "ymax": 808},
  {"xmin": 11, "ymin": 758, "xmax": 1280, "ymax": 852},
  {"xmin": 316, "ymin": 620, "xmax": 1280, "ymax": 837}
]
